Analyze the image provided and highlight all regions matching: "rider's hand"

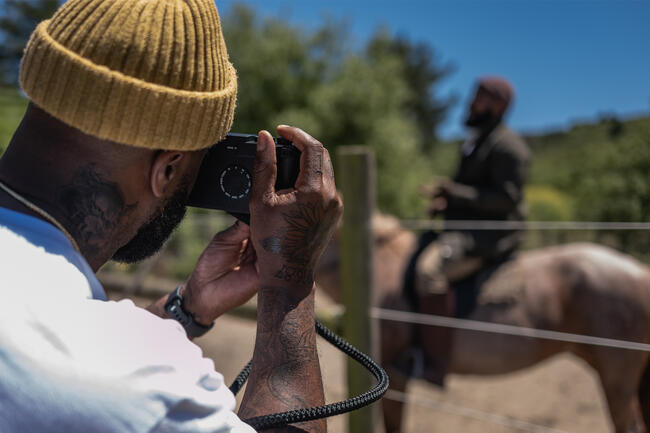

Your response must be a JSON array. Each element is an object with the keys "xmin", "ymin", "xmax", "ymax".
[
  {"xmin": 250, "ymin": 125, "xmax": 343, "ymax": 293},
  {"xmin": 181, "ymin": 221, "xmax": 259, "ymax": 325},
  {"xmin": 434, "ymin": 179, "xmax": 453, "ymax": 198},
  {"xmin": 428, "ymin": 196, "xmax": 448, "ymax": 217}
]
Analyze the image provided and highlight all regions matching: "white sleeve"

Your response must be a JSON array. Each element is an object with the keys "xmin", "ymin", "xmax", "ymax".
[
  {"xmin": 0, "ymin": 297, "xmax": 256, "ymax": 433},
  {"xmin": 86, "ymin": 299, "xmax": 258, "ymax": 433}
]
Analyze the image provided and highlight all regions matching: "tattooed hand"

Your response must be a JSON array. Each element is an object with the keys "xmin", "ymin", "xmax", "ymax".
[
  {"xmin": 240, "ymin": 126, "xmax": 338, "ymax": 432},
  {"xmin": 250, "ymin": 126, "xmax": 343, "ymax": 292}
]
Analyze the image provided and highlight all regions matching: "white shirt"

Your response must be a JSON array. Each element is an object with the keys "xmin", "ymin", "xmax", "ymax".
[{"xmin": 0, "ymin": 207, "xmax": 255, "ymax": 433}]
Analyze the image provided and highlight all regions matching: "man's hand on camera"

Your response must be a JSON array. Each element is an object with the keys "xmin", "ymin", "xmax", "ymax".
[
  {"xmin": 180, "ymin": 221, "xmax": 259, "ymax": 325},
  {"xmin": 250, "ymin": 126, "xmax": 343, "ymax": 293},
  {"xmin": 237, "ymin": 126, "xmax": 340, "ymax": 431}
]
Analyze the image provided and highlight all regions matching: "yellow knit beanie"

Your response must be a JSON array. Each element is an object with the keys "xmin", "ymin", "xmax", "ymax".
[{"xmin": 19, "ymin": 0, "xmax": 237, "ymax": 151}]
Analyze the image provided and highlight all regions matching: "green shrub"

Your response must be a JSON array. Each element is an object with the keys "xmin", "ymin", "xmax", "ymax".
[{"xmin": 525, "ymin": 185, "xmax": 574, "ymax": 221}]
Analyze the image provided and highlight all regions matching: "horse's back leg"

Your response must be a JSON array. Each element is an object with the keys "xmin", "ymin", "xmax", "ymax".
[
  {"xmin": 380, "ymin": 291, "xmax": 415, "ymax": 433},
  {"xmin": 382, "ymin": 365, "xmax": 409, "ymax": 433},
  {"xmin": 637, "ymin": 357, "xmax": 650, "ymax": 431},
  {"xmin": 587, "ymin": 348, "xmax": 647, "ymax": 433}
]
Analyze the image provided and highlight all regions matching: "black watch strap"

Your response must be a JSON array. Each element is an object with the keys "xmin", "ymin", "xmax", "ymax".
[{"xmin": 164, "ymin": 285, "xmax": 214, "ymax": 338}]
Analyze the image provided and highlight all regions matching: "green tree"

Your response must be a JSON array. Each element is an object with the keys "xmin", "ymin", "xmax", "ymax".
[
  {"xmin": 0, "ymin": 0, "xmax": 58, "ymax": 84},
  {"xmin": 222, "ymin": 4, "xmax": 437, "ymax": 217},
  {"xmin": 273, "ymin": 53, "xmax": 427, "ymax": 216},
  {"xmin": 222, "ymin": 4, "xmax": 347, "ymax": 134},
  {"xmin": 527, "ymin": 116, "xmax": 650, "ymax": 256},
  {"xmin": 367, "ymin": 30, "xmax": 455, "ymax": 152}
]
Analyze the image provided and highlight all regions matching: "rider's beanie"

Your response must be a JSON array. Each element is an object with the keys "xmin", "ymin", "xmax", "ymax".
[
  {"xmin": 19, "ymin": 0, "xmax": 237, "ymax": 151},
  {"xmin": 478, "ymin": 76, "xmax": 514, "ymax": 108}
]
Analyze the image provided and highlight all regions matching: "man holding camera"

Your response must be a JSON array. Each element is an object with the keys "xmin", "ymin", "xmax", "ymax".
[
  {"xmin": 0, "ymin": 0, "xmax": 341, "ymax": 432},
  {"xmin": 406, "ymin": 77, "xmax": 531, "ymax": 385}
]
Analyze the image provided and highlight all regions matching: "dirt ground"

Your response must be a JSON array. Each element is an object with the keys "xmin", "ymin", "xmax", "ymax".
[
  {"xmin": 120, "ymin": 292, "xmax": 612, "ymax": 433},
  {"xmin": 195, "ymin": 314, "xmax": 612, "ymax": 433}
]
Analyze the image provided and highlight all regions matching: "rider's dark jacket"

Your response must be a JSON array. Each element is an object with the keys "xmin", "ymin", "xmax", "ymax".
[{"xmin": 444, "ymin": 122, "xmax": 531, "ymax": 261}]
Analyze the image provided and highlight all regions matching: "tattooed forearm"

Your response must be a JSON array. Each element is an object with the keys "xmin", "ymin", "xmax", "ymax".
[
  {"xmin": 275, "ymin": 265, "xmax": 313, "ymax": 285},
  {"xmin": 239, "ymin": 286, "xmax": 326, "ymax": 432},
  {"xmin": 266, "ymin": 326, "xmax": 316, "ymax": 406}
]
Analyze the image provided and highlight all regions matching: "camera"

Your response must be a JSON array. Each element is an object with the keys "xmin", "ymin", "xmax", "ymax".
[{"xmin": 187, "ymin": 133, "xmax": 301, "ymax": 223}]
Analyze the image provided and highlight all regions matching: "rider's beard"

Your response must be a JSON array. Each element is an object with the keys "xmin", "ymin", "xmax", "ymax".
[{"xmin": 465, "ymin": 110, "xmax": 499, "ymax": 129}]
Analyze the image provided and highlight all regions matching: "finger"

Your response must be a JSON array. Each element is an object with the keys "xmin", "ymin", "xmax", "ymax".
[
  {"xmin": 240, "ymin": 237, "xmax": 257, "ymax": 265},
  {"xmin": 199, "ymin": 224, "xmax": 251, "ymax": 279},
  {"xmin": 322, "ymin": 147, "xmax": 336, "ymax": 188},
  {"xmin": 250, "ymin": 130, "xmax": 277, "ymax": 202},
  {"xmin": 277, "ymin": 125, "xmax": 324, "ymax": 190},
  {"xmin": 211, "ymin": 221, "xmax": 250, "ymax": 244}
]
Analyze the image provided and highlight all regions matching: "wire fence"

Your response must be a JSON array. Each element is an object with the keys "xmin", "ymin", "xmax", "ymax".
[
  {"xmin": 371, "ymin": 307, "xmax": 650, "ymax": 352},
  {"xmin": 400, "ymin": 219, "xmax": 650, "ymax": 231},
  {"xmin": 183, "ymin": 213, "xmax": 650, "ymax": 232},
  {"xmin": 384, "ymin": 390, "xmax": 570, "ymax": 433}
]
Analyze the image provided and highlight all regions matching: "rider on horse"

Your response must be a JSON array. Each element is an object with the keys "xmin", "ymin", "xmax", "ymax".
[{"xmin": 404, "ymin": 76, "xmax": 531, "ymax": 386}]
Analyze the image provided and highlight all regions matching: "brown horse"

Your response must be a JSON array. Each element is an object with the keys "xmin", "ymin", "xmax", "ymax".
[{"xmin": 314, "ymin": 214, "xmax": 650, "ymax": 433}]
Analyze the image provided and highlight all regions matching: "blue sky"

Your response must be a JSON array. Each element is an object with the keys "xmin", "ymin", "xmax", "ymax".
[{"xmin": 217, "ymin": 0, "xmax": 650, "ymax": 139}]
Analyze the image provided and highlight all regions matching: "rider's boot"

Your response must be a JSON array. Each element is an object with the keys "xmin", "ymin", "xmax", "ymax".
[{"xmin": 417, "ymin": 289, "xmax": 455, "ymax": 387}]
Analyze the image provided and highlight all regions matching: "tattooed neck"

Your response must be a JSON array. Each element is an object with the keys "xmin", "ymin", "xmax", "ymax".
[
  {"xmin": 46, "ymin": 163, "xmax": 137, "ymax": 269},
  {"xmin": 0, "ymin": 162, "xmax": 137, "ymax": 269},
  {"xmin": 55, "ymin": 164, "xmax": 137, "ymax": 267}
]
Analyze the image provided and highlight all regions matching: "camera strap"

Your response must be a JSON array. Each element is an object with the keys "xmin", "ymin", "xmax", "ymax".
[{"xmin": 229, "ymin": 320, "xmax": 389, "ymax": 430}]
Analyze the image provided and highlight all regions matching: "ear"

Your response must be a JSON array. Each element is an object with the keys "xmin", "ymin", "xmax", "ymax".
[
  {"xmin": 496, "ymin": 100, "xmax": 509, "ymax": 118},
  {"xmin": 150, "ymin": 151, "xmax": 185, "ymax": 198}
]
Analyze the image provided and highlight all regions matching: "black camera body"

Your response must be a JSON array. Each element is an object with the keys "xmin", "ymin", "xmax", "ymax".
[{"xmin": 188, "ymin": 133, "xmax": 301, "ymax": 223}]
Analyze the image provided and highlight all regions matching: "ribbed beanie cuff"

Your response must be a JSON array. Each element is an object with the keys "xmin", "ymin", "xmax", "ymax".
[{"xmin": 19, "ymin": 1, "xmax": 237, "ymax": 151}]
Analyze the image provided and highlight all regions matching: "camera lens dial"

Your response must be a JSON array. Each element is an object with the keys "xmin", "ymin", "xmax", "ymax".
[{"xmin": 220, "ymin": 165, "xmax": 251, "ymax": 200}]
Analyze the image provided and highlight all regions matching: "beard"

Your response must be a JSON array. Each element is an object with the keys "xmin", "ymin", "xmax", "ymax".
[
  {"xmin": 111, "ymin": 184, "xmax": 189, "ymax": 264},
  {"xmin": 465, "ymin": 110, "xmax": 498, "ymax": 128}
]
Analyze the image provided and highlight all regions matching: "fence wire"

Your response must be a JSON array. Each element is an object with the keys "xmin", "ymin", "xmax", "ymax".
[
  {"xmin": 384, "ymin": 389, "xmax": 570, "ymax": 433},
  {"xmin": 400, "ymin": 219, "xmax": 650, "ymax": 231},
  {"xmin": 184, "ymin": 213, "xmax": 650, "ymax": 232},
  {"xmin": 371, "ymin": 307, "xmax": 650, "ymax": 352}
]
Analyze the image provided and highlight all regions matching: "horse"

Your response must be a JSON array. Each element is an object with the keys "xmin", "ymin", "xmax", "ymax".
[{"xmin": 314, "ymin": 214, "xmax": 650, "ymax": 433}]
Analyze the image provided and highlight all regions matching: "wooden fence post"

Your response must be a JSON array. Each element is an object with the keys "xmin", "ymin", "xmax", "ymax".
[{"xmin": 338, "ymin": 146, "xmax": 377, "ymax": 433}]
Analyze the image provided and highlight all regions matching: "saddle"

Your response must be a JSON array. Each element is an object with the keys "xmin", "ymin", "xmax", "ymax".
[
  {"xmin": 400, "ymin": 232, "xmax": 514, "ymax": 385},
  {"xmin": 403, "ymin": 231, "xmax": 512, "ymax": 319}
]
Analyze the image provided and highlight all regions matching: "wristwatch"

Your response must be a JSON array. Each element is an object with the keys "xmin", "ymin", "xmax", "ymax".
[{"xmin": 164, "ymin": 285, "xmax": 214, "ymax": 338}]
